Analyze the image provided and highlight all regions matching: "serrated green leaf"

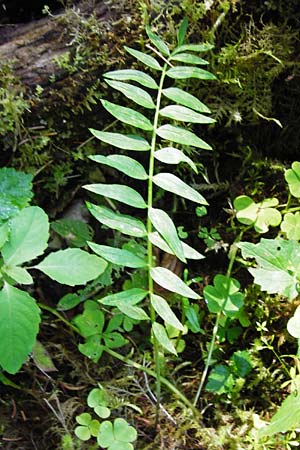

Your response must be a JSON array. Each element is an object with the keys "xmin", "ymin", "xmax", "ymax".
[
  {"xmin": 35, "ymin": 249, "xmax": 107, "ymax": 286},
  {"xmin": 172, "ymin": 43, "xmax": 214, "ymax": 55},
  {"xmin": 281, "ymin": 212, "xmax": 300, "ymax": 240},
  {"xmin": 118, "ymin": 304, "xmax": 149, "ymax": 320},
  {"xmin": 156, "ymin": 124, "xmax": 212, "ymax": 150},
  {"xmin": 159, "ymin": 105, "xmax": 215, "ymax": 124},
  {"xmin": 152, "ymin": 322, "xmax": 177, "ymax": 354},
  {"xmin": 177, "ymin": 17, "xmax": 188, "ymax": 46},
  {"xmin": 285, "ymin": 161, "xmax": 300, "ymax": 198},
  {"xmin": 151, "ymin": 266, "xmax": 199, "ymax": 299},
  {"xmin": 99, "ymin": 288, "xmax": 148, "ymax": 306},
  {"xmin": 151, "ymin": 293, "xmax": 184, "ymax": 331},
  {"xmin": 101, "ymin": 100, "xmax": 153, "ymax": 131},
  {"xmin": 0, "ymin": 283, "xmax": 40, "ymax": 374},
  {"xmin": 238, "ymin": 238, "xmax": 300, "ymax": 300},
  {"xmin": 149, "ymin": 231, "xmax": 204, "ymax": 260},
  {"xmin": 166, "ymin": 66, "xmax": 216, "ymax": 80},
  {"xmin": 104, "ymin": 69, "xmax": 158, "ymax": 89},
  {"xmin": 124, "ymin": 46, "xmax": 162, "ymax": 70},
  {"xmin": 154, "ymin": 147, "xmax": 197, "ymax": 172},
  {"xmin": 206, "ymin": 364, "xmax": 231, "ymax": 393},
  {"xmin": 153, "ymin": 173, "xmax": 208, "ymax": 204},
  {"xmin": 0, "ymin": 168, "xmax": 33, "ymax": 223},
  {"xmin": 88, "ymin": 243, "xmax": 147, "ymax": 268},
  {"xmin": 204, "ymin": 275, "xmax": 244, "ymax": 317},
  {"xmin": 149, "ymin": 207, "xmax": 185, "ymax": 262},
  {"xmin": 4, "ymin": 266, "xmax": 33, "ymax": 285},
  {"xmin": 162, "ymin": 87, "xmax": 211, "ymax": 113},
  {"xmin": 146, "ymin": 26, "xmax": 170, "ymax": 56},
  {"xmin": 86, "ymin": 203, "xmax": 147, "ymax": 237},
  {"xmin": 170, "ymin": 53, "xmax": 208, "ymax": 65},
  {"xmin": 84, "ymin": 184, "xmax": 146, "ymax": 209},
  {"xmin": 90, "ymin": 129, "xmax": 150, "ymax": 151},
  {"xmin": 89, "ymin": 154, "xmax": 148, "ymax": 180},
  {"xmin": 1, "ymin": 206, "xmax": 49, "ymax": 266},
  {"xmin": 105, "ymin": 80, "xmax": 155, "ymax": 109}
]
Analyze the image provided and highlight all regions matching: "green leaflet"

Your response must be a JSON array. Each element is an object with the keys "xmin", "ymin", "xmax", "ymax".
[
  {"xmin": 281, "ymin": 212, "xmax": 300, "ymax": 240},
  {"xmin": 152, "ymin": 322, "xmax": 177, "ymax": 354},
  {"xmin": 105, "ymin": 80, "xmax": 155, "ymax": 109},
  {"xmin": 151, "ymin": 293, "xmax": 184, "ymax": 331},
  {"xmin": 124, "ymin": 46, "xmax": 162, "ymax": 70},
  {"xmin": 99, "ymin": 288, "xmax": 148, "ymax": 306},
  {"xmin": 162, "ymin": 87, "xmax": 211, "ymax": 113},
  {"xmin": 172, "ymin": 43, "xmax": 214, "ymax": 55},
  {"xmin": 149, "ymin": 207, "xmax": 185, "ymax": 263},
  {"xmin": 146, "ymin": 25, "xmax": 170, "ymax": 56},
  {"xmin": 84, "ymin": 184, "xmax": 147, "ymax": 209},
  {"xmin": 101, "ymin": 100, "xmax": 153, "ymax": 131},
  {"xmin": 35, "ymin": 249, "xmax": 107, "ymax": 286},
  {"xmin": 149, "ymin": 231, "xmax": 204, "ymax": 260},
  {"xmin": 0, "ymin": 283, "xmax": 40, "ymax": 374},
  {"xmin": 90, "ymin": 129, "xmax": 150, "ymax": 151},
  {"xmin": 89, "ymin": 154, "xmax": 148, "ymax": 180},
  {"xmin": 159, "ymin": 105, "xmax": 215, "ymax": 124},
  {"xmin": 104, "ymin": 69, "xmax": 158, "ymax": 89},
  {"xmin": 154, "ymin": 147, "xmax": 197, "ymax": 172},
  {"xmin": 118, "ymin": 304, "xmax": 149, "ymax": 320},
  {"xmin": 204, "ymin": 275, "xmax": 244, "ymax": 318},
  {"xmin": 88, "ymin": 243, "xmax": 147, "ymax": 268},
  {"xmin": 150, "ymin": 266, "xmax": 200, "ymax": 299},
  {"xmin": 153, "ymin": 173, "xmax": 208, "ymax": 204},
  {"xmin": 166, "ymin": 66, "xmax": 216, "ymax": 80},
  {"xmin": 170, "ymin": 53, "xmax": 208, "ymax": 65},
  {"xmin": 156, "ymin": 124, "xmax": 212, "ymax": 150},
  {"xmin": 86, "ymin": 203, "xmax": 147, "ymax": 237},
  {"xmin": 3, "ymin": 266, "xmax": 33, "ymax": 285}
]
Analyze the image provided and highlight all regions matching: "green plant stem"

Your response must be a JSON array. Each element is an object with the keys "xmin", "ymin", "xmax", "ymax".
[{"xmin": 38, "ymin": 303, "xmax": 81, "ymax": 334}]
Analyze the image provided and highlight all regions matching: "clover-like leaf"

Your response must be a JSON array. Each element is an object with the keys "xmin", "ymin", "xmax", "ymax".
[
  {"xmin": 88, "ymin": 387, "xmax": 111, "ymax": 419},
  {"xmin": 287, "ymin": 305, "xmax": 300, "ymax": 338},
  {"xmin": 285, "ymin": 161, "xmax": 300, "ymax": 198},
  {"xmin": 204, "ymin": 275, "xmax": 244, "ymax": 318},
  {"xmin": 97, "ymin": 418, "xmax": 137, "ymax": 450},
  {"xmin": 281, "ymin": 212, "xmax": 300, "ymax": 240},
  {"xmin": 75, "ymin": 413, "xmax": 100, "ymax": 441},
  {"xmin": 234, "ymin": 195, "xmax": 281, "ymax": 233}
]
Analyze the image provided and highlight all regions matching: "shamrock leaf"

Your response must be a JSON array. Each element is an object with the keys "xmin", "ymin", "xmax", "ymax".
[
  {"xmin": 281, "ymin": 212, "xmax": 300, "ymax": 240},
  {"xmin": 97, "ymin": 418, "xmax": 137, "ymax": 450},
  {"xmin": 204, "ymin": 275, "xmax": 244, "ymax": 318},
  {"xmin": 234, "ymin": 195, "xmax": 281, "ymax": 233},
  {"xmin": 75, "ymin": 413, "xmax": 100, "ymax": 441},
  {"xmin": 285, "ymin": 161, "xmax": 300, "ymax": 198},
  {"xmin": 88, "ymin": 387, "xmax": 111, "ymax": 419},
  {"xmin": 287, "ymin": 305, "xmax": 300, "ymax": 338}
]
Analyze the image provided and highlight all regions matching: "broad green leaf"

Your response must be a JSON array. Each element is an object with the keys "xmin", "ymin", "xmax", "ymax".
[
  {"xmin": 204, "ymin": 275, "xmax": 244, "ymax": 317},
  {"xmin": 153, "ymin": 173, "xmax": 208, "ymax": 204},
  {"xmin": 149, "ymin": 207, "xmax": 185, "ymax": 263},
  {"xmin": 88, "ymin": 243, "xmax": 147, "ymax": 268},
  {"xmin": 99, "ymin": 288, "xmax": 148, "ymax": 306},
  {"xmin": 105, "ymin": 80, "xmax": 155, "ymax": 109},
  {"xmin": 104, "ymin": 69, "xmax": 158, "ymax": 89},
  {"xmin": 103, "ymin": 331, "xmax": 128, "ymax": 349},
  {"xmin": 234, "ymin": 195, "xmax": 281, "ymax": 233},
  {"xmin": 78, "ymin": 336, "xmax": 104, "ymax": 362},
  {"xmin": 238, "ymin": 238, "xmax": 300, "ymax": 300},
  {"xmin": 51, "ymin": 219, "xmax": 93, "ymax": 248},
  {"xmin": 151, "ymin": 266, "xmax": 200, "ymax": 299},
  {"xmin": 162, "ymin": 87, "xmax": 211, "ymax": 113},
  {"xmin": 118, "ymin": 304, "xmax": 149, "ymax": 320},
  {"xmin": 86, "ymin": 203, "xmax": 147, "ymax": 237},
  {"xmin": 146, "ymin": 26, "xmax": 170, "ymax": 56},
  {"xmin": 151, "ymin": 293, "xmax": 184, "ymax": 331},
  {"xmin": 281, "ymin": 212, "xmax": 300, "ymax": 240},
  {"xmin": 89, "ymin": 154, "xmax": 148, "ymax": 180},
  {"xmin": 35, "ymin": 249, "xmax": 107, "ymax": 286},
  {"xmin": 90, "ymin": 129, "xmax": 150, "ymax": 151},
  {"xmin": 4, "ymin": 266, "xmax": 33, "ymax": 285},
  {"xmin": 154, "ymin": 147, "xmax": 197, "ymax": 172},
  {"xmin": 206, "ymin": 364, "xmax": 232, "ymax": 393},
  {"xmin": 177, "ymin": 17, "xmax": 188, "ymax": 46},
  {"xmin": 170, "ymin": 53, "xmax": 208, "ymax": 65},
  {"xmin": 0, "ymin": 283, "xmax": 40, "ymax": 374},
  {"xmin": 259, "ymin": 388, "xmax": 300, "ymax": 437},
  {"xmin": 124, "ymin": 46, "xmax": 162, "ymax": 70},
  {"xmin": 101, "ymin": 100, "xmax": 153, "ymax": 131},
  {"xmin": 287, "ymin": 305, "xmax": 300, "ymax": 338},
  {"xmin": 73, "ymin": 306, "xmax": 105, "ymax": 337},
  {"xmin": 156, "ymin": 124, "xmax": 212, "ymax": 150},
  {"xmin": 285, "ymin": 161, "xmax": 300, "ymax": 198},
  {"xmin": 172, "ymin": 43, "xmax": 214, "ymax": 55},
  {"xmin": 57, "ymin": 293, "xmax": 82, "ymax": 311},
  {"xmin": 84, "ymin": 184, "xmax": 147, "ymax": 209},
  {"xmin": 0, "ymin": 222, "xmax": 9, "ymax": 248},
  {"xmin": 1, "ymin": 206, "xmax": 49, "ymax": 266},
  {"xmin": 149, "ymin": 231, "xmax": 204, "ymax": 260},
  {"xmin": 152, "ymin": 322, "xmax": 177, "ymax": 354},
  {"xmin": 0, "ymin": 168, "xmax": 33, "ymax": 223},
  {"xmin": 159, "ymin": 105, "xmax": 215, "ymax": 124},
  {"xmin": 166, "ymin": 66, "xmax": 216, "ymax": 80}
]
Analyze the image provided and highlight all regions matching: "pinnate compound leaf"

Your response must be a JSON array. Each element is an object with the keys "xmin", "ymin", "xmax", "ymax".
[
  {"xmin": 151, "ymin": 266, "xmax": 200, "ymax": 299},
  {"xmin": 88, "ymin": 243, "xmax": 147, "ymax": 268},
  {"xmin": 4, "ymin": 266, "xmax": 33, "ymax": 285},
  {"xmin": 172, "ymin": 43, "xmax": 214, "ymax": 55},
  {"xmin": 238, "ymin": 238, "xmax": 300, "ymax": 300},
  {"xmin": 90, "ymin": 129, "xmax": 150, "ymax": 151},
  {"xmin": 124, "ymin": 46, "xmax": 162, "ymax": 70},
  {"xmin": 281, "ymin": 212, "xmax": 300, "ymax": 240},
  {"xmin": 156, "ymin": 124, "xmax": 212, "ymax": 150},
  {"xmin": 154, "ymin": 147, "xmax": 197, "ymax": 172},
  {"xmin": 149, "ymin": 231, "xmax": 204, "ymax": 260},
  {"xmin": 149, "ymin": 207, "xmax": 185, "ymax": 262},
  {"xmin": 105, "ymin": 80, "xmax": 155, "ymax": 109},
  {"xmin": 153, "ymin": 173, "xmax": 208, "ymax": 204},
  {"xmin": 101, "ymin": 100, "xmax": 153, "ymax": 131},
  {"xmin": 99, "ymin": 288, "xmax": 148, "ymax": 306},
  {"xmin": 166, "ymin": 66, "xmax": 216, "ymax": 80},
  {"xmin": 234, "ymin": 195, "xmax": 281, "ymax": 233},
  {"xmin": 84, "ymin": 184, "xmax": 147, "ymax": 209},
  {"xmin": 0, "ymin": 168, "xmax": 33, "ymax": 223},
  {"xmin": 146, "ymin": 26, "xmax": 170, "ymax": 56},
  {"xmin": 151, "ymin": 294, "xmax": 184, "ymax": 331},
  {"xmin": 152, "ymin": 322, "xmax": 177, "ymax": 354},
  {"xmin": 35, "ymin": 249, "xmax": 107, "ymax": 286},
  {"xmin": 170, "ymin": 53, "xmax": 208, "ymax": 65},
  {"xmin": 285, "ymin": 161, "xmax": 300, "ymax": 198},
  {"xmin": 89, "ymin": 154, "xmax": 148, "ymax": 180},
  {"xmin": 204, "ymin": 275, "xmax": 244, "ymax": 317},
  {"xmin": 0, "ymin": 283, "xmax": 40, "ymax": 374},
  {"xmin": 104, "ymin": 69, "xmax": 158, "ymax": 89},
  {"xmin": 1, "ymin": 206, "xmax": 49, "ymax": 266},
  {"xmin": 162, "ymin": 87, "xmax": 211, "ymax": 113},
  {"xmin": 86, "ymin": 203, "xmax": 147, "ymax": 238},
  {"xmin": 159, "ymin": 105, "xmax": 215, "ymax": 124}
]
